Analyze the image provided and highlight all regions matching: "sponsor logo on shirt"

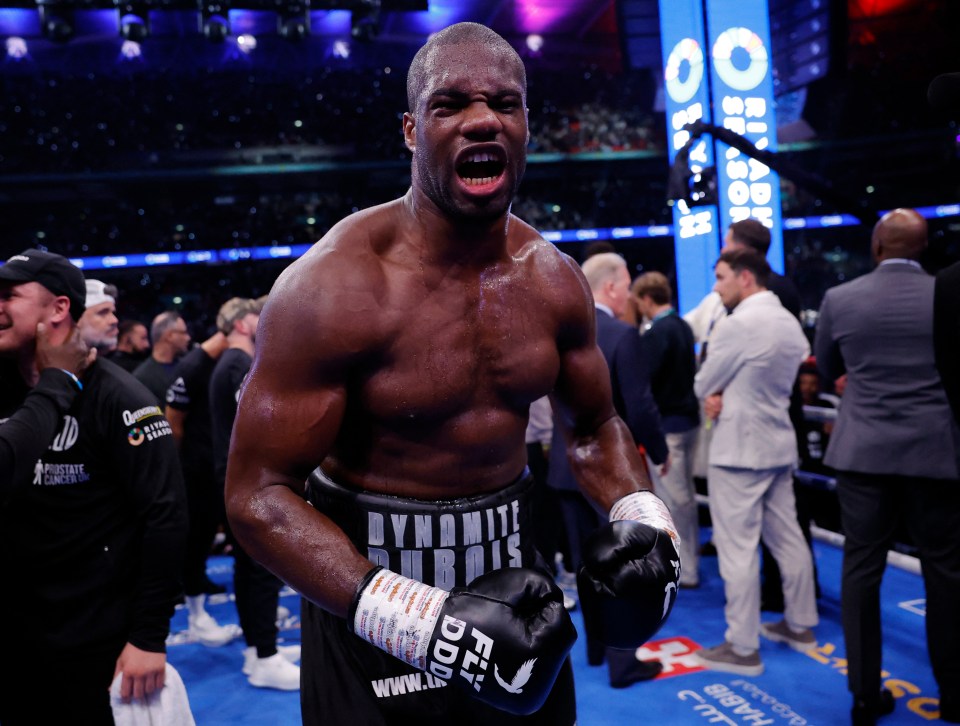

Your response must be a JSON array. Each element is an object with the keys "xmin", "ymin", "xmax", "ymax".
[
  {"xmin": 33, "ymin": 460, "xmax": 90, "ymax": 486},
  {"xmin": 49, "ymin": 415, "xmax": 79, "ymax": 452},
  {"xmin": 128, "ymin": 419, "xmax": 173, "ymax": 445},
  {"xmin": 167, "ymin": 376, "xmax": 188, "ymax": 406},
  {"xmin": 122, "ymin": 405, "xmax": 163, "ymax": 426}
]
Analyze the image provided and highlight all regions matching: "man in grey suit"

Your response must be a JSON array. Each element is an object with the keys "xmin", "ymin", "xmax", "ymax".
[
  {"xmin": 815, "ymin": 208, "xmax": 960, "ymax": 725},
  {"xmin": 693, "ymin": 248, "xmax": 818, "ymax": 677}
]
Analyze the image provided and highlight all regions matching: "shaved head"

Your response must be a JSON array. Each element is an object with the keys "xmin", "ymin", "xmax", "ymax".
[
  {"xmin": 871, "ymin": 208, "xmax": 928, "ymax": 262},
  {"xmin": 406, "ymin": 22, "xmax": 526, "ymax": 112}
]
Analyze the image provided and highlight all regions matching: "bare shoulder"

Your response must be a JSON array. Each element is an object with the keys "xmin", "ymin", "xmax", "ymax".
[
  {"xmin": 508, "ymin": 215, "xmax": 594, "ymax": 344},
  {"xmin": 258, "ymin": 201, "xmax": 401, "ymax": 363}
]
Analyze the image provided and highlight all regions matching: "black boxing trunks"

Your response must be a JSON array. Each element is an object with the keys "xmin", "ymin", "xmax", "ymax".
[{"xmin": 301, "ymin": 469, "xmax": 576, "ymax": 725}]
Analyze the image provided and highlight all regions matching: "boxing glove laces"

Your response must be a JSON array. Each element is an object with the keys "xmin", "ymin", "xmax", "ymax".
[
  {"xmin": 350, "ymin": 566, "xmax": 576, "ymax": 715},
  {"xmin": 577, "ymin": 490, "xmax": 681, "ymax": 649}
]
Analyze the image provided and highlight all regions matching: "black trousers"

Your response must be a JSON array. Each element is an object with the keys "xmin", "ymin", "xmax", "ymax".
[
  {"xmin": 0, "ymin": 639, "xmax": 122, "ymax": 725},
  {"xmin": 527, "ymin": 442, "xmax": 569, "ymax": 572},
  {"xmin": 232, "ymin": 540, "xmax": 282, "ymax": 657},
  {"xmin": 837, "ymin": 470, "xmax": 960, "ymax": 702},
  {"xmin": 181, "ymin": 466, "xmax": 223, "ymax": 596}
]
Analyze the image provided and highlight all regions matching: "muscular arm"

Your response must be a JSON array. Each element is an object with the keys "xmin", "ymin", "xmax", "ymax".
[
  {"xmin": 225, "ymin": 253, "xmax": 375, "ymax": 618},
  {"xmin": 549, "ymin": 261, "xmax": 653, "ymax": 512}
]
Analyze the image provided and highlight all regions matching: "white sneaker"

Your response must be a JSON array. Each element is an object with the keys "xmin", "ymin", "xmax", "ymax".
[
  {"xmin": 242, "ymin": 644, "xmax": 302, "ymax": 676},
  {"xmin": 247, "ymin": 652, "xmax": 301, "ymax": 691},
  {"xmin": 188, "ymin": 611, "xmax": 237, "ymax": 647}
]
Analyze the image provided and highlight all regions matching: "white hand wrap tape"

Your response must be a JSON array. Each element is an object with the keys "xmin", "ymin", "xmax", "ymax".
[
  {"xmin": 353, "ymin": 568, "xmax": 449, "ymax": 670},
  {"xmin": 608, "ymin": 490, "xmax": 681, "ymax": 553}
]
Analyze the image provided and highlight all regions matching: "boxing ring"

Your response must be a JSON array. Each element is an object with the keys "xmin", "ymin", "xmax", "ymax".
[{"xmin": 165, "ymin": 530, "xmax": 937, "ymax": 724}]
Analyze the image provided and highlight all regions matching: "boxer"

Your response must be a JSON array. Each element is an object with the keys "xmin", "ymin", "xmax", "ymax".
[{"xmin": 226, "ymin": 22, "xmax": 678, "ymax": 724}]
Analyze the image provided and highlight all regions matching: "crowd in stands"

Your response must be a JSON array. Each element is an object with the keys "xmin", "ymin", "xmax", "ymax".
[{"xmin": 0, "ymin": 62, "xmax": 664, "ymax": 173}]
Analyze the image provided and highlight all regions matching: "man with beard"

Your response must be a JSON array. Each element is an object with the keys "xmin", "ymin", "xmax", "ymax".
[
  {"xmin": 78, "ymin": 279, "xmax": 119, "ymax": 353},
  {"xmin": 134, "ymin": 311, "xmax": 191, "ymax": 406},
  {"xmin": 0, "ymin": 249, "xmax": 186, "ymax": 723},
  {"xmin": 226, "ymin": 23, "xmax": 679, "ymax": 724}
]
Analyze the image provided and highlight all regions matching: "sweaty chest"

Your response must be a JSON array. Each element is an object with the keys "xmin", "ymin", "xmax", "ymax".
[{"xmin": 362, "ymin": 275, "xmax": 559, "ymax": 421}]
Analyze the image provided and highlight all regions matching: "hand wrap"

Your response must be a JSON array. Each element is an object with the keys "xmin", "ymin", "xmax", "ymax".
[{"xmin": 351, "ymin": 566, "xmax": 576, "ymax": 715}]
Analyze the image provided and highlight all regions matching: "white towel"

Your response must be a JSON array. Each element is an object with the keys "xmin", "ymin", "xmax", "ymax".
[{"xmin": 110, "ymin": 663, "xmax": 196, "ymax": 726}]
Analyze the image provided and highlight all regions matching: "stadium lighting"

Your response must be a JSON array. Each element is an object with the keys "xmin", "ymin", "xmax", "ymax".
[
  {"xmin": 278, "ymin": 0, "xmax": 309, "ymax": 40},
  {"xmin": 200, "ymin": 0, "xmax": 229, "ymax": 41},
  {"xmin": 350, "ymin": 0, "xmax": 379, "ymax": 42},
  {"xmin": 116, "ymin": 1, "xmax": 149, "ymax": 40},
  {"xmin": 36, "ymin": 0, "xmax": 74, "ymax": 42},
  {"xmin": 5, "ymin": 36, "xmax": 28, "ymax": 59}
]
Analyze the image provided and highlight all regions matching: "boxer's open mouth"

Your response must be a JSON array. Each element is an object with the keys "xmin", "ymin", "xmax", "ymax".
[{"xmin": 457, "ymin": 151, "xmax": 506, "ymax": 187}]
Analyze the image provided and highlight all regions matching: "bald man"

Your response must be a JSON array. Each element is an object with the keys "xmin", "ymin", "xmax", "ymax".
[
  {"xmin": 815, "ymin": 208, "xmax": 960, "ymax": 725},
  {"xmin": 225, "ymin": 22, "xmax": 679, "ymax": 723}
]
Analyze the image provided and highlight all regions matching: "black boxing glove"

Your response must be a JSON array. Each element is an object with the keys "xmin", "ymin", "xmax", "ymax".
[
  {"xmin": 350, "ymin": 566, "xmax": 576, "ymax": 715},
  {"xmin": 577, "ymin": 491, "xmax": 681, "ymax": 649}
]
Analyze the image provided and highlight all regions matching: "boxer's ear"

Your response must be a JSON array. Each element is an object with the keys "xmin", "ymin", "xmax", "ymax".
[{"xmin": 403, "ymin": 112, "xmax": 416, "ymax": 152}]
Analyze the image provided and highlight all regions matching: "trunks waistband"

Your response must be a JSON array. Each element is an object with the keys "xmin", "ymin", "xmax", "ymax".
[{"xmin": 306, "ymin": 468, "xmax": 537, "ymax": 591}]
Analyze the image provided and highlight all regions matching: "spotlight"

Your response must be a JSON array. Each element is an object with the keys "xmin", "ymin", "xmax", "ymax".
[
  {"xmin": 526, "ymin": 34, "xmax": 543, "ymax": 54},
  {"xmin": 5, "ymin": 36, "xmax": 28, "ymax": 59},
  {"xmin": 120, "ymin": 39, "xmax": 141, "ymax": 59},
  {"xmin": 331, "ymin": 38, "xmax": 350, "ymax": 59},
  {"xmin": 200, "ymin": 0, "xmax": 230, "ymax": 41},
  {"xmin": 116, "ymin": 1, "xmax": 149, "ymax": 41},
  {"xmin": 350, "ymin": 0, "xmax": 380, "ymax": 42},
  {"xmin": 37, "ymin": 1, "xmax": 74, "ymax": 42},
  {"xmin": 237, "ymin": 32, "xmax": 257, "ymax": 53}
]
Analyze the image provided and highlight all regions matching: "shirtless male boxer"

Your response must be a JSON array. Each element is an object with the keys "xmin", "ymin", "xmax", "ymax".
[{"xmin": 226, "ymin": 23, "xmax": 679, "ymax": 724}]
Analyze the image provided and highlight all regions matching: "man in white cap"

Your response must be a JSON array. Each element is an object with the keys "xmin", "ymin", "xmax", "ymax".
[
  {"xmin": 0, "ymin": 249, "xmax": 187, "ymax": 724},
  {"xmin": 78, "ymin": 279, "xmax": 119, "ymax": 353}
]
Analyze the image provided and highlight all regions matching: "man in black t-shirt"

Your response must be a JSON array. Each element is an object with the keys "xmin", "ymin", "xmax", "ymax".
[
  {"xmin": 210, "ymin": 296, "xmax": 301, "ymax": 690},
  {"xmin": 634, "ymin": 271, "xmax": 702, "ymax": 588},
  {"xmin": 134, "ymin": 311, "xmax": 191, "ymax": 406},
  {"xmin": 108, "ymin": 320, "xmax": 150, "ymax": 373},
  {"xmin": 0, "ymin": 249, "xmax": 187, "ymax": 725},
  {"xmin": 166, "ymin": 328, "xmax": 236, "ymax": 647}
]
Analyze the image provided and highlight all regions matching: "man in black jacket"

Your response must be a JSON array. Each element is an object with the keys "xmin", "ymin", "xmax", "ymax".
[
  {"xmin": 634, "ymin": 271, "xmax": 701, "ymax": 588},
  {"xmin": 548, "ymin": 252, "xmax": 668, "ymax": 687},
  {"xmin": 0, "ymin": 321, "xmax": 94, "ymax": 499},
  {"xmin": 0, "ymin": 249, "xmax": 187, "ymax": 725}
]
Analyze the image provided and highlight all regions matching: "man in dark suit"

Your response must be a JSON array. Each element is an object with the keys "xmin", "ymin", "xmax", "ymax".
[
  {"xmin": 935, "ymin": 261, "xmax": 960, "ymax": 425},
  {"xmin": 815, "ymin": 208, "xmax": 960, "ymax": 725},
  {"xmin": 634, "ymin": 271, "xmax": 701, "ymax": 587},
  {"xmin": 548, "ymin": 252, "xmax": 668, "ymax": 687}
]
